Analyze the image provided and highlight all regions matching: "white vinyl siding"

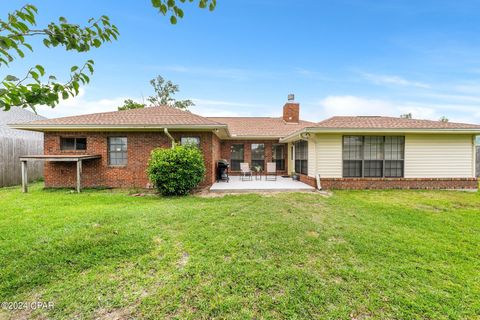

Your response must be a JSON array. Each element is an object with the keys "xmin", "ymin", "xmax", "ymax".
[
  {"xmin": 308, "ymin": 139, "xmax": 316, "ymax": 177},
  {"xmin": 315, "ymin": 134, "xmax": 343, "ymax": 178},
  {"xmin": 404, "ymin": 134, "xmax": 475, "ymax": 178}
]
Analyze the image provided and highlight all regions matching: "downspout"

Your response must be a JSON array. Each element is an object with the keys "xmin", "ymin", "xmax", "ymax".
[{"xmin": 164, "ymin": 128, "xmax": 175, "ymax": 148}]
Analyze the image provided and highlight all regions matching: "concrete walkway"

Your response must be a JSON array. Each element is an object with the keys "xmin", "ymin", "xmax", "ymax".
[{"xmin": 210, "ymin": 176, "xmax": 315, "ymax": 192}]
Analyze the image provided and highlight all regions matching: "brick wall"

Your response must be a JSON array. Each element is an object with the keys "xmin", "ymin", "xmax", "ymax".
[
  {"xmin": 44, "ymin": 131, "xmax": 218, "ymax": 189},
  {"xmin": 318, "ymin": 177, "xmax": 478, "ymax": 190},
  {"xmin": 282, "ymin": 103, "xmax": 299, "ymax": 123},
  {"xmin": 219, "ymin": 140, "xmax": 288, "ymax": 175}
]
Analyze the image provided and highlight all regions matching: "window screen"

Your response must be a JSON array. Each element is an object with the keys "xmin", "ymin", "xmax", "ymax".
[
  {"xmin": 60, "ymin": 137, "xmax": 87, "ymax": 151},
  {"xmin": 251, "ymin": 143, "xmax": 265, "ymax": 170},
  {"xmin": 272, "ymin": 144, "xmax": 285, "ymax": 171},
  {"xmin": 385, "ymin": 136, "xmax": 405, "ymax": 177},
  {"xmin": 343, "ymin": 136, "xmax": 362, "ymax": 177},
  {"xmin": 342, "ymin": 135, "xmax": 405, "ymax": 178},
  {"xmin": 108, "ymin": 137, "xmax": 128, "ymax": 166},
  {"xmin": 230, "ymin": 144, "xmax": 244, "ymax": 171},
  {"xmin": 180, "ymin": 137, "xmax": 200, "ymax": 148},
  {"xmin": 364, "ymin": 136, "xmax": 383, "ymax": 177},
  {"xmin": 294, "ymin": 140, "xmax": 308, "ymax": 175}
]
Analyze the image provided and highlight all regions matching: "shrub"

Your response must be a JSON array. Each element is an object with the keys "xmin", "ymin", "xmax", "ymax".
[{"xmin": 147, "ymin": 145, "xmax": 206, "ymax": 196}]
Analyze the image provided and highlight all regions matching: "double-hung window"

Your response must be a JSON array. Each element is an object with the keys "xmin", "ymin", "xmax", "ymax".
[
  {"xmin": 108, "ymin": 137, "xmax": 128, "ymax": 166},
  {"xmin": 294, "ymin": 140, "xmax": 308, "ymax": 175},
  {"xmin": 343, "ymin": 136, "xmax": 405, "ymax": 178},
  {"xmin": 363, "ymin": 136, "xmax": 384, "ymax": 177},
  {"xmin": 230, "ymin": 144, "xmax": 244, "ymax": 171},
  {"xmin": 343, "ymin": 136, "xmax": 363, "ymax": 177},
  {"xmin": 251, "ymin": 143, "xmax": 265, "ymax": 170},
  {"xmin": 272, "ymin": 144, "xmax": 285, "ymax": 171},
  {"xmin": 384, "ymin": 136, "xmax": 405, "ymax": 177}
]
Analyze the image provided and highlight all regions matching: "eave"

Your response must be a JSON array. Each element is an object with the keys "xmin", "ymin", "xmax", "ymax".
[
  {"xmin": 279, "ymin": 127, "xmax": 480, "ymax": 142},
  {"xmin": 8, "ymin": 123, "xmax": 230, "ymax": 136}
]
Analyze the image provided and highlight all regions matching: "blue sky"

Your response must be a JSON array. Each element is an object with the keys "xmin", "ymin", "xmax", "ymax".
[{"xmin": 2, "ymin": 0, "xmax": 480, "ymax": 123}]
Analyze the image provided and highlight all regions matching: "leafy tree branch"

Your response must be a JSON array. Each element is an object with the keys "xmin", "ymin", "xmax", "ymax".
[{"xmin": 0, "ymin": 1, "xmax": 216, "ymax": 111}]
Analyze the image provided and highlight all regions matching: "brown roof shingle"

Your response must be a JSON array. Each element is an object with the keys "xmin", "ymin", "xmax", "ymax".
[
  {"xmin": 22, "ymin": 106, "xmax": 225, "ymax": 127},
  {"xmin": 313, "ymin": 116, "xmax": 480, "ymax": 130},
  {"xmin": 208, "ymin": 117, "xmax": 314, "ymax": 137}
]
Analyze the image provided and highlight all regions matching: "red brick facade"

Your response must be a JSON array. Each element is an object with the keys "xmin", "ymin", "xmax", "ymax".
[
  {"xmin": 44, "ymin": 131, "xmax": 220, "ymax": 189},
  {"xmin": 317, "ymin": 177, "xmax": 478, "ymax": 190},
  {"xmin": 42, "ymin": 131, "xmax": 477, "ymax": 191}
]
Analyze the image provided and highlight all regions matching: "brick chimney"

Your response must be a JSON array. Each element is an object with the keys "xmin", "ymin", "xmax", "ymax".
[{"xmin": 283, "ymin": 94, "xmax": 299, "ymax": 123}]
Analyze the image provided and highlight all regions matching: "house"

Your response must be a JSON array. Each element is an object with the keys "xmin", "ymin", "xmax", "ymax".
[
  {"xmin": 0, "ymin": 107, "xmax": 46, "ymax": 187},
  {"xmin": 10, "ymin": 98, "xmax": 480, "ymax": 190}
]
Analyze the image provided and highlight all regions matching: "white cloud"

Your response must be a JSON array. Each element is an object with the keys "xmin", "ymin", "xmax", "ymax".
[
  {"xmin": 361, "ymin": 72, "xmax": 431, "ymax": 89},
  {"xmin": 317, "ymin": 95, "xmax": 480, "ymax": 123},
  {"xmin": 36, "ymin": 88, "xmax": 140, "ymax": 118}
]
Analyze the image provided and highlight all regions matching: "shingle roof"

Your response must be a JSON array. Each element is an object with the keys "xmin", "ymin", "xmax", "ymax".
[
  {"xmin": 313, "ymin": 116, "xmax": 480, "ymax": 130},
  {"xmin": 208, "ymin": 117, "xmax": 314, "ymax": 137},
  {"xmin": 20, "ymin": 106, "xmax": 225, "ymax": 127}
]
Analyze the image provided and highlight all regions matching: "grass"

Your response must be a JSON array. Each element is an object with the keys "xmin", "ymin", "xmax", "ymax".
[{"xmin": 0, "ymin": 183, "xmax": 479, "ymax": 319}]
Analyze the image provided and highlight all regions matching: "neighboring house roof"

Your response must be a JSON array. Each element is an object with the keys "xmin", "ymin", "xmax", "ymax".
[
  {"xmin": 207, "ymin": 117, "xmax": 314, "ymax": 138},
  {"xmin": 314, "ymin": 116, "xmax": 480, "ymax": 130},
  {"xmin": 0, "ymin": 107, "xmax": 46, "ymax": 138},
  {"xmin": 16, "ymin": 106, "xmax": 225, "ymax": 128}
]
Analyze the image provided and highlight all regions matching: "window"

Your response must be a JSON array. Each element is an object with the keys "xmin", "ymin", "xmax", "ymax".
[
  {"xmin": 251, "ymin": 143, "xmax": 265, "ymax": 170},
  {"xmin": 272, "ymin": 144, "xmax": 285, "ymax": 171},
  {"xmin": 385, "ymin": 136, "xmax": 404, "ymax": 177},
  {"xmin": 343, "ymin": 136, "xmax": 363, "ymax": 177},
  {"xmin": 180, "ymin": 136, "xmax": 200, "ymax": 148},
  {"xmin": 108, "ymin": 137, "xmax": 128, "ymax": 166},
  {"xmin": 294, "ymin": 140, "xmax": 308, "ymax": 175},
  {"xmin": 343, "ymin": 136, "xmax": 405, "ymax": 178},
  {"xmin": 230, "ymin": 144, "xmax": 244, "ymax": 171},
  {"xmin": 60, "ymin": 137, "xmax": 87, "ymax": 151},
  {"xmin": 363, "ymin": 136, "xmax": 383, "ymax": 177}
]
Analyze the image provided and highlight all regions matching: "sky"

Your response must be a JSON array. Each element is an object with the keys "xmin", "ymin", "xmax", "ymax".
[{"xmin": 2, "ymin": 0, "xmax": 480, "ymax": 123}]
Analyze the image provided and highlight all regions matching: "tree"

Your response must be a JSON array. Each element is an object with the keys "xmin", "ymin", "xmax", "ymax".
[
  {"xmin": 147, "ymin": 75, "xmax": 194, "ymax": 110},
  {"xmin": 400, "ymin": 113, "xmax": 412, "ymax": 119},
  {"xmin": 0, "ymin": 1, "xmax": 216, "ymax": 112},
  {"xmin": 439, "ymin": 116, "xmax": 449, "ymax": 122},
  {"xmin": 118, "ymin": 99, "xmax": 145, "ymax": 111}
]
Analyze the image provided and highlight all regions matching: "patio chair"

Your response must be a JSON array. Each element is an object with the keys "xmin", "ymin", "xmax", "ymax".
[
  {"xmin": 265, "ymin": 162, "xmax": 277, "ymax": 181},
  {"xmin": 240, "ymin": 162, "xmax": 253, "ymax": 181}
]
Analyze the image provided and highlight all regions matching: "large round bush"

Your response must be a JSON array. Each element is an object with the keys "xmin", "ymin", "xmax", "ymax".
[{"xmin": 147, "ymin": 145, "xmax": 206, "ymax": 196}]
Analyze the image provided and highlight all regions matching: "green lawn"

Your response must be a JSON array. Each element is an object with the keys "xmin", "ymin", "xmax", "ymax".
[{"xmin": 0, "ymin": 184, "xmax": 479, "ymax": 319}]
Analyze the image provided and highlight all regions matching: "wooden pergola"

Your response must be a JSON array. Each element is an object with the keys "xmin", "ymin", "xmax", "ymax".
[{"xmin": 19, "ymin": 154, "xmax": 101, "ymax": 193}]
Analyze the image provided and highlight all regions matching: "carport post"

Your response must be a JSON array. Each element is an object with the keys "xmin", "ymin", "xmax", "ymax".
[
  {"xmin": 21, "ymin": 160, "xmax": 28, "ymax": 193},
  {"xmin": 76, "ymin": 159, "xmax": 82, "ymax": 193}
]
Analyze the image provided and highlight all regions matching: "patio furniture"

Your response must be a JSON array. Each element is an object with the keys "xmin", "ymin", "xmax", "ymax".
[
  {"xmin": 265, "ymin": 162, "xmax": 277, "ymax": 181},
  {"xmin": 240, "ymin": 162, "xmax": 253, "ymax": 181}
]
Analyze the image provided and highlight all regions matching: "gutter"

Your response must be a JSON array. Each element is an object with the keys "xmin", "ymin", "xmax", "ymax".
[
  {"xmin": 7, "ymin": 123, "xmax": 229, "ymax": 132},
  {"xmin": 164, "ymin": 128, "xmax": 175, "ymax": 148},
  {"xmin": 280, "ymin": 127, "xmax": 480, "ymax": 142}
]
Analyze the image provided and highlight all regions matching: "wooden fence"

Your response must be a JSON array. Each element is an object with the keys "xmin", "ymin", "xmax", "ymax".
[{"xmin": 0, "ymin": 136, "xmax": 43, "ymax": 187}]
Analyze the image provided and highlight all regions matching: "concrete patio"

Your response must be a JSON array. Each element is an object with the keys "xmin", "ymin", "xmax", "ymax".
[{"xmin": 209, "ymin": 176, "xmax": 315, "ymax": 193}]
